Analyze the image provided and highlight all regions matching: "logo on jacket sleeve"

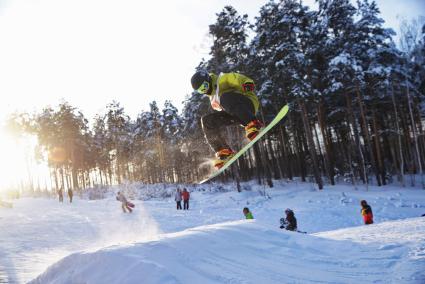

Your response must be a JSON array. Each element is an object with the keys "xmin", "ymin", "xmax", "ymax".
[{"xmin": 242, "ymin": 82, "xmax": 255, "ymax": 92}]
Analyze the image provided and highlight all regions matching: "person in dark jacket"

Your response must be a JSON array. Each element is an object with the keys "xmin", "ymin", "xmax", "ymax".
[
  {"xmin": 68, "ymin": 188, "xmax": 73, "ymax": 203},
  {"xmin": 58, "ymin": 188, "xmax": 63, "ymax": 203},
  {"xmin": 280, "ymin": 209, "xmax": 297, "ymax": 231},
  {"xmin": 243, "ymin": 207, "xmax": 254, "ymax": 219},
  {"xmin": 360, "ymin": 200, "xmax": 373, "ymax": 224}
]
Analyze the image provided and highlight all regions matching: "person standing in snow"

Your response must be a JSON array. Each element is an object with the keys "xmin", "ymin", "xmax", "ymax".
[
  {"xmin": 116, "ymin": 191, "xmax": 133, "ymax": 213},
  {"xmin": 68, "ymin": 188, "xmax": 73, "ymax": 203},
  {"xmin": 175, "ymin": 188, "xmax": 182, "ymax": 210},
  {"xmin": 243, "ymin": 207, "xmax": 254, "ymax": 219},
  {"xmin": 280, "ymin": 209, "xmax": 297, "ymax": 231},
  {"xmin": 190, "ymin": 70, "xmax": 263, "ymax": 169},
  {"xmin": 58, "ymin": 188, "xmax": 63, "ymax": 203},
  {"xmin": 360, "ymin": 200, "xmax": 373, "ymax": 225},
  {"xmin": 182, "ymin": 188, "xmax": 190, "ymax": 210}
]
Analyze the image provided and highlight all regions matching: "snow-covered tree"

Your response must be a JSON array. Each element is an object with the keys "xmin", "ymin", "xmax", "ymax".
[{"xmin": 207, "ymin": 6, "xmax": 250, "ymax": 73}]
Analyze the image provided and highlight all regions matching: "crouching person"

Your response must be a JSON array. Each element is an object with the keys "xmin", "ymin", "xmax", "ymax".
[
  {"xmin": 360, "ymin": 200, "xmax": 373, "ymax": 225},
  {"xmin": 243, "ymin": 207, "xmax": 254, "ymax": 219},
  {"xmin": 280, "ymin": 208, "xmax": 297, "ymax": 231}
]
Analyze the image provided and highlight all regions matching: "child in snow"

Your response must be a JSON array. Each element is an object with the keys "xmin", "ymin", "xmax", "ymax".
[
  {"xmin": 58, "ymin": 188, "xmax": 63, "ymax": 203},
  {"xmin": 116, "ymin": 191, "xmax": 133, "ymax": 213},
  {"xmin": 243, "ymin": 207, "xmax": 254, "ymax": 219},
  {"xmin": 175, "ymin": 188, "xmax": 182, "ymax": 210},
  {"xmin": 190, "ymin": 70, "xmax": 262, "ymax": 169},
  {"xmin": 280, "ymin": 209, "xmax": 297, "ymax": 231},
  {"xmin": 360, "ymin": 200, "xmax": 373, "ymax": 225},
  {"xmin": 182, "ymin": 188, "xmax": 190, "ymax": 210}
]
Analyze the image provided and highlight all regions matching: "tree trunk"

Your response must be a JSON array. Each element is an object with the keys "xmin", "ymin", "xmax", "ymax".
[
  {"xmin": 318, "ymin": 101, "xmax": 335, "ymax": 185},
  {"xmin": 391, "ymin": 81, "xmax": 405, "ymax": 186},
  {"xmin": 346, "ymin": 93, "xmax": 367, "ymax": 188},
  {"xmin": 356, "ymin": 85, "xmax": 381, "ymax": 186},
  {"xmin": 372, "ymin": 110, "xmax": 386, "ymax": 185},
  {"xmin": 405, "ymin": 73, "xmax": 424, "ymax": 188},
  {"xmin": 299, "ymin": 99, "xmax": 323, "ymax": 190}
]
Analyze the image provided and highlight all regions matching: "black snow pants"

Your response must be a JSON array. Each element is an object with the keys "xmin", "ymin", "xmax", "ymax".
[
  {"xmin": 201, "ymin": 92, "xmax": 256, "ymax": 152},
  {"xmin": 183, "ymin": 200, "xmax": 189, "ymax": 210}
]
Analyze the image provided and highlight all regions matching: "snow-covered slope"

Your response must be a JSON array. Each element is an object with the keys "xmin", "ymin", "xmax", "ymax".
[
  {"xmin": 31, "ymin": 218, "xmax": 425, "ymax": 284},
  {"xmin": 1, "ymin": 182, "xmax": 425, "ymax": 283}
]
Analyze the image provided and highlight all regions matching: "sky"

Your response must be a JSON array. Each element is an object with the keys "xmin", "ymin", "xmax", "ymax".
[
  {"xmin": 0, "ymin": 0, "xmax": 423, "ymax": 191},
  {"xmin": 0, "ymin": 0, "xmax": 424, "ymax": 123}
]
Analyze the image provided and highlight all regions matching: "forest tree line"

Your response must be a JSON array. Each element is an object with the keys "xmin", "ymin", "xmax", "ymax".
[{"xmin": 5, "ymin": 0, "xmax": 425, "ymax": 192}]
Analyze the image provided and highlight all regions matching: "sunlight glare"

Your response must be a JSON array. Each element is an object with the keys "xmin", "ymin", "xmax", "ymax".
[
  {"xmin": 0, "ymin": 130, "xmax": 50, "ymax": 192},
  {"xmin": 0, "ymin": 131, "xmax": 27, "ymax": 191}
]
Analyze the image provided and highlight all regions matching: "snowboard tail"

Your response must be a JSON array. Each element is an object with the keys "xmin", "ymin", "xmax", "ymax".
[{"xmin": 199, "ymin": 104, "xmax": 289, "ymax": 184}]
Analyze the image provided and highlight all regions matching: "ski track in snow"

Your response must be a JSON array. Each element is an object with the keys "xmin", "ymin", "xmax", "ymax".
[{"xmin": 0, "ymin": 182, "xmax": 424, "ymax": 283}]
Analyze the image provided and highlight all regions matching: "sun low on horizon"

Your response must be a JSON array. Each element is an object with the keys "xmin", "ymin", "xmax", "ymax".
[
  {"xmin": 0, "ymin": 129, "xmax": 49, "ymax": 193},
  {"xmin": 0, "ymin": 130, "xmax": 27, "ymax": 191}
]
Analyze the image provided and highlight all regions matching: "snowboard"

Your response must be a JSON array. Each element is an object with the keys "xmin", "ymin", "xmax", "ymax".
[
  {"xmin": 199, "ymin": 104, "xmax": 289, "ymax": 184},
  {"xmin": 127, "ymin": 202, "xmax": 135, "ymax": 208}
]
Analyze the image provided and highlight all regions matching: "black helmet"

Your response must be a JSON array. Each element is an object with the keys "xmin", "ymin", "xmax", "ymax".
[{"xmin": 191, "ymin": 70, "xmax": 210, "ymax": 90}]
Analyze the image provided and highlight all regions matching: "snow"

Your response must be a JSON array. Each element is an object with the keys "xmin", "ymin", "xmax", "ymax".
[{"xmin": 1, "ymin": 182, "xmax": 425, "ymax": 283}]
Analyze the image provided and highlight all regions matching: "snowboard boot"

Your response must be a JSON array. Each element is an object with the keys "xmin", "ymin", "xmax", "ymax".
[
  {"xmin": 245, "ymin": 119, "xmax": 263, "ymax": 140},
  {"xmin": 213, "ymin": 148, "xmax": 235, "ymax": 169}
]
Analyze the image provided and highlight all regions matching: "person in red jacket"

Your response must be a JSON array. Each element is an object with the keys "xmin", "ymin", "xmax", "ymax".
[
  {"xmin": 182, "ymin": 188, "xmax": 190, "ymax": 210},
  {"xmin": 360, "ymin": 200, "xmax": 373, "ymax": 225}
]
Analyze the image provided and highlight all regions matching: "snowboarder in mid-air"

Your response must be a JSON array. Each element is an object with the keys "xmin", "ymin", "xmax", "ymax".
[{"xmin": 191, "ymin": 70, "xmax": 263, "ymax": 169}]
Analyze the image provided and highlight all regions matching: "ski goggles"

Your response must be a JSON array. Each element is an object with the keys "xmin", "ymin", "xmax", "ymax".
[{"xmin": 196, "ymin": 81, "xmax": 210, "ymax": 94}]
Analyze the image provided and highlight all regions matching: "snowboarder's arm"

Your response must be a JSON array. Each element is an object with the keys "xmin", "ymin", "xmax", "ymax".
[
  {"xmin": 219, "ymin": 73, "xmax": 255, "ymax": 94},
  {"xmin": 279, "ymin": 218, "xmax": 287, "ymax": 229}
]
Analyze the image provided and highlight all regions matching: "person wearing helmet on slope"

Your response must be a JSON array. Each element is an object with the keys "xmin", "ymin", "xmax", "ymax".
[{"xmin": 190, "ymin": 70, "xmax": 263, "ymax": 169}]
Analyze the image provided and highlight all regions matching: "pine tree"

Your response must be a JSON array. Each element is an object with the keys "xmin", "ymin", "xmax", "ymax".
[
  {"xmin": 104, "ymin": 101, "xmax": 131, "ymax": 184},
  {"xmin": 208, "ymin": 6, "xmax": 250, "ymax": 73}
]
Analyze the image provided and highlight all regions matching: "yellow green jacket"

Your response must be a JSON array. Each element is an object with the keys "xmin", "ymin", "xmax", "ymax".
[
  {"xmin": 245, "ymin": 212, "xmax": 254, "ymax": 219},
  {"xmin": 208, "ymin": 72, "xmax": 259, "ymax": 113}
]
